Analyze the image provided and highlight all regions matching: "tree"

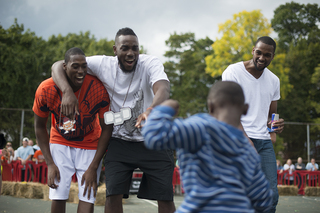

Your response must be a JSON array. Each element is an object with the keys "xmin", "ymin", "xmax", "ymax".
[
  {"xmin": 205, "ymin": 10, "xmax": 291, "ymax": 99},
  {"xmin": 271, "ymin": 2, "xmax": 320, "ymax": 51},
  {"xmin": 272, "ymin": 2, "xmax": 320, "ymax": 160},
  {"xmin": 0, "ymin": 19, "xmax": 51, "ymax": 147},
  {"xmin": 277, "ymin": 40, "xmax": 320, "ymax": 159},
  {"xmin": 0, "ymin": 19, "xmax": 115, "ymax": 148},
  {"xmin": 164, "ymin": 32, "xmax": 216, "ymax": 117},
  {"xmin": 46, "ymin": 31, "xmax": 115, "ymax": 62}
]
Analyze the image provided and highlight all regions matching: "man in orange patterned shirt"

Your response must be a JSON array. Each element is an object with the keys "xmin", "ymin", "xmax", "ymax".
[{"xmin": 33, "ymin": 47, "xmax": 113, "ymax": 213}]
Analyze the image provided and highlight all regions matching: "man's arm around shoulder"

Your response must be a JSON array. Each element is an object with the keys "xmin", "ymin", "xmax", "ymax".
[{"xmin": 51, "ymin": 60, "xmax": 79, "ymax": 118}]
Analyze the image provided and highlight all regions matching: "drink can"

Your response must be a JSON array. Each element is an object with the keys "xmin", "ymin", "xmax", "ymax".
[{"xmin": 271, "ymin": 113, "xmax": 279, "ymax": 131}]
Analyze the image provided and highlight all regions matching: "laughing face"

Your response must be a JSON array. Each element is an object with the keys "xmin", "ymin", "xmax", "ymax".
[
  {"xmin": 63, "ymin": 54, "xmax": 87, "ymax": 92},
  {"xmin": 252, "ymin": 41, "xmax": 275, "ymax": 72},
  {"xmin": 113, "ymin": 35, "xmax": 139, "ymax": 73}
]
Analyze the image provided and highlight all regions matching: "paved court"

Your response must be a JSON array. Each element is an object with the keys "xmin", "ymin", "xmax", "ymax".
[{"xmin": 1, "ymin": 195, "xmax": 320, "ymax": 213}]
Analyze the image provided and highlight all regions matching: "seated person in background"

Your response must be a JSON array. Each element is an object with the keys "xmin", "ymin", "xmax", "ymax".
[
  {"xmin": 1, "ymin": 148, "xmax": 13, "ymax": 164},
  {"xmin": 28, "ymin": 139, "xmax": 34, "ymax": 147},
  {"xmin": 295, "ymin": 157, "xmax": 306, "ymax": 170},
  {"xmin": 306, "ymin": 158, "xmax": 319, "ymax": 171},
  {"xmin": 142, "ymin": 81, "xmax": 273, "ymax": 213},
  {"xmin": 7, "ymin": 147, "xmax": 15, "ymax": 162},
  {"xmin": 32, "ymin": 149, "xmax": 45, "ymax": 183},
  {"xmin": 32, "ymin": 149, "xmax": 45, "ymax": 163},
  {"xmin": 5, "ymin": 142, "xmax": 12, "ymax": 149},
  {"xmin": 283, "ymin": 159, "xmax": 295, "ymax": 184},
  {"xmin": 276, "ymin": 160, "xmax": 283, "ymax": 173},
  {"xmin": 33, "ymin": 140, "xmax": 41, "ymax": 151},
  {"xmin": 16, "ymin": 137, "xmax": 34, "ymax": 181},
  {"xmin": 33, "ymin": 47, "xmax": 113, "ymax": 213}
]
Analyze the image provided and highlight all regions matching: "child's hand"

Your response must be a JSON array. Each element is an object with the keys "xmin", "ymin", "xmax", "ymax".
[{"xmin": 161, "ymin": 99, "xmax": 179, "ymax": 114}]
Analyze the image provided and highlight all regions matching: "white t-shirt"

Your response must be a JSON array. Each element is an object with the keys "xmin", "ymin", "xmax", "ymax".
[
  {"xmin": 283, "ymin": 164, "xmax": 295, "ymax": 180},
  {"xmin": 306, "ymin": 163, "xmax": 319, "ymax": 171},
  {"xmin": 86, "ymin": 54, "xmax": 169, "ymax": 142},
  {"xmin": 222, "ymin": 62, "xmax": 280, "ymax": 140}
]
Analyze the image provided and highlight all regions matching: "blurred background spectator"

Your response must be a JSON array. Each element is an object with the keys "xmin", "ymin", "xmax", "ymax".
[
  {"xmin": 283, "ymin": 159, "xmax": 295, "ymax": 184},
  {"xmin": 1, "ymin": 148, "xmax": 13, "ymax": 164},
  {"xmin": 16, "ymin": 137, "xmax": 34, "ymax": 181},
  {"xmin": 33, "ymin": 140, "xmax": 40, "ymax": 151},
  {"xmin": 295, "ymin": 157, "xmax": 306, "ymax": 170},
  {"xmin": 306, "ymin": 158, "xmax": 319, "ymax": 171},
  {"xmin": 32, "ymin": 149, "xmax": 45, "ymax": 163},
  {"xmin": 277, "ymin": 159, "xmax": 283, "ymax": 173},
  {"xmin": 7, "ymin": 147, "xmax": 15, "ymax": 161}
]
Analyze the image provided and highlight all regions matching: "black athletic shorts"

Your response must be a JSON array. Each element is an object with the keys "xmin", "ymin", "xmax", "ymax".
[{"xmin": 104, "ymin": 137, "xmax": 175, "ymax": 200}]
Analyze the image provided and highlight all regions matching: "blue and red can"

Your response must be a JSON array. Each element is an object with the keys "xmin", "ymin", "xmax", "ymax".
[{"xmin": 271, "ymin": 113, "xmax": 279, "ymax": 131}]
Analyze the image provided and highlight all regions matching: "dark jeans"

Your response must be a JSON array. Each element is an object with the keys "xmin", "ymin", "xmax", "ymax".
[{"xmin": 251, "ymin": 138, "xmax": 279, "ymax": 213}]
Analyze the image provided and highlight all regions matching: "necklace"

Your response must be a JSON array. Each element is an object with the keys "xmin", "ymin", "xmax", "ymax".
[
  {"xmin": 59, "ymin": 87, "xmax": 81, "ymax": 134},
  {"xmin": 104, "ymin": 67, "xmax": 135, "ymax": 125},
  {"xmin": 109, "ymin": 67, "xmax": 136, "ymax": 110}
]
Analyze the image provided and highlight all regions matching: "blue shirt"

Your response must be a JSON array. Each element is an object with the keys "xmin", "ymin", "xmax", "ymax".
[
  {"xmin": 16, "ymin": 145, "xmax": 34, "ymax": 160},
  {"xmin": 306, "ymin": 163, "xmax": 319, "ymax": 171},
  {"xmin": 142, "ymin": 106, "xmax": 273, "ymax": 213}
]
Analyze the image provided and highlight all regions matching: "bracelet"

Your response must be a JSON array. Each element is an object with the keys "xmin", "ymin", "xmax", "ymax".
[{"xmin": 147, "ymin": 107, "xmax": 153, "ymax": 111}]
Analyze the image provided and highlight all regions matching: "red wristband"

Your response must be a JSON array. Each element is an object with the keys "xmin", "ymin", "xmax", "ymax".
[{"xmin": 147, "ymin": 107, "xmax": 153, "ymax": 111}]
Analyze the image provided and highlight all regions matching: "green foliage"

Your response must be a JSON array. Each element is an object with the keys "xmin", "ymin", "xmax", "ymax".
[
  {"xmin": 0, "ymin": 19, "xmax": 51, "ymax": 109},
  {"xmin": 273, "ymin": 135, "xmax": 285, "ymax": 161},
  {"xmin": 164, "ymin": 32, "xmax": 216, "ymax": 117},
  {"xmin": 273, "ymin": 2, "xmax": 320, "ymax": 159},
  {"xmin": 279, "ymin": 41, "xmax": 320, "ymax": 159},
  {"xmin": 271, "ymin": 2, "xmax": 320, "ymax": 51},
  {"xmin": 310, "ymin": 65, "xmax": 320, "ymax": 127},
  {"xmin": 0, "ymin": 19, "xmax": 114, "ymax": 146}
]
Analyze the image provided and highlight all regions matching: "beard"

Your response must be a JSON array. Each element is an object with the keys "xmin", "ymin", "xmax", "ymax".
[
  {"xmin": 119, "ymin": 60, "xmax": 137, "ymax": 73},
  {"xmin": 253, "ymin": 60, "xmax": 266, "ymax": 72}
]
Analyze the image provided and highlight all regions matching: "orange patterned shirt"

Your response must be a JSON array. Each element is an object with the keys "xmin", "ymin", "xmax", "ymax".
[{"xmin": 33, "ymin": 75, "xmax": 110, "ymax": 150}]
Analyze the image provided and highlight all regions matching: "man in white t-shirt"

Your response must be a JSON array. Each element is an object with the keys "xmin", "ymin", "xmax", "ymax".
[
  {"xmin": 222, "ymin": 36, "xmax": 284, "ymax": 213},
  {"xmin": 51, "ymin": 28, "xmax": 175, "ymax": 213},
  {"xmin": 306, "ymin": 158, "xmax": 319, "ymax": 171},
  {"xmin": 16, "ymin": 137, "xmax": 34, "ymax": 181}
]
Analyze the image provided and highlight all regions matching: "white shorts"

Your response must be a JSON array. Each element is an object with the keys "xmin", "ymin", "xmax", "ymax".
[{"xmin": 49, "ymin": 143, "xmax": 102, "ymax": 203}]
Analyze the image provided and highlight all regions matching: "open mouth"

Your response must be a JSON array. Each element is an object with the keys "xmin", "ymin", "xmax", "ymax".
[
  {"xmin": 75, "ymin": 76, "xmax": 85, "ymax": 84},
  {"xmin": 257, "ymin": 61, "xmax": 264, "ymax": 66},
  {"xmin": 125, "ymin": 59, "xmax": 135, "ymax": 66}
]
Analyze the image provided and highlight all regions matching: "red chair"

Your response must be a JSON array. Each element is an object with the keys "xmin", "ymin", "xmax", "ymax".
[
  {"xmin": 172, "ymin": 167, "xmax": 184, "ymax": 194},
  {"xmin": 293, "ymin": 171, "xmax": 308, "ymax": 195},
  {"xmin": 308, "ymin": 171, "xmax": 320, "ymax": 187},
  {"xmin": 17, "ymin": 160, "xmax": 33, "ymax": 182},
  {"xmin": 277, "ymin": 170, "xmax": 285, "ymax": 185},
  {"xmin": 11, "ymin": 160, "xmax": 21, "ymax": 182},
  {"xmin": 72, "ymin": 173, "xmax": 77, "ymax": 182},
  {"xmin": 282, "ymin": 170, "xmax": 294, "ymax": 186},
  {"xmin": 41, "ymin": 163, "xmax": 48, "ymax": 184},
  {"xmin": 32, "ymin": 161, "xmax": 46, "ymax": 183},
  {"xmin": 1, "ymin": 161, "xmax": 13, "ymax": 181}
]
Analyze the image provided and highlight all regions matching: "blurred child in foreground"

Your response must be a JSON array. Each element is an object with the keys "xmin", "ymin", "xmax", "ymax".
[{"xmin": 142, "ymin": 81, "xmax": 273, "ymax": 213}]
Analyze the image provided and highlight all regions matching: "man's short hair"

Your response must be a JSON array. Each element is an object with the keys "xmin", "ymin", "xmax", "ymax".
[
  {"xmin": 115, "ymin": 27, "xmax": 137, "ymax": 41},
  {"xmin": 64, "ymin": 47, "xmax": 85, "ymax": 64},
  {"xmin": 255, "ymin": 36, "xmax": 276, "ymax": 53},
  {"xmin": 208, "ymin": 81, "xmax": 245, "ymax": 107}
]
